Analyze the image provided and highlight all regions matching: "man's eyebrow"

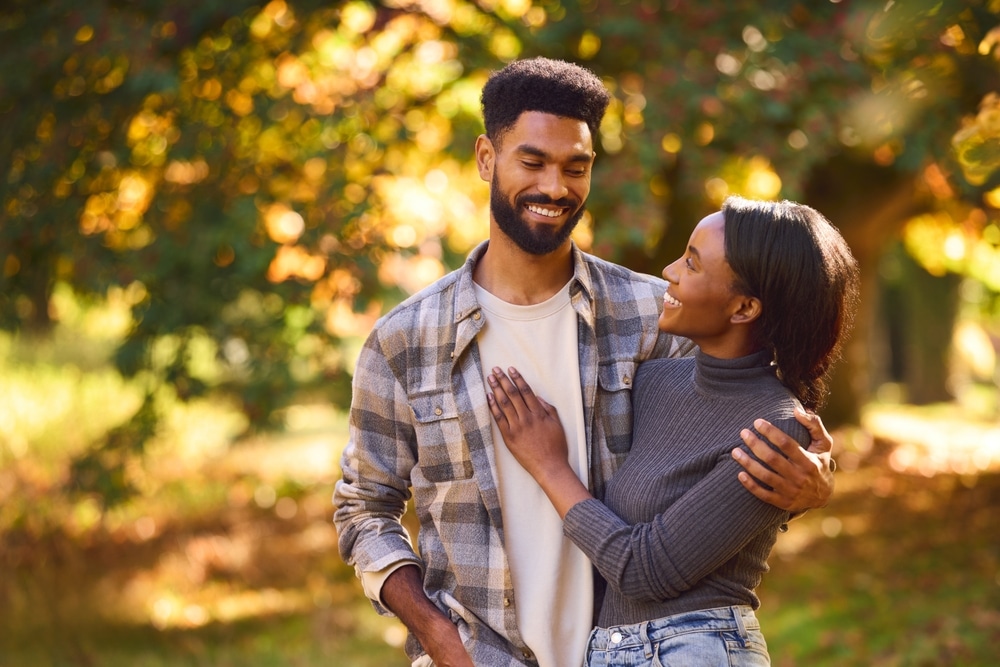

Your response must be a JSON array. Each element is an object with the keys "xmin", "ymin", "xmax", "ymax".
[{"xmin": 515, "ymin": 144, "xmax": 593, "ymax": 163}]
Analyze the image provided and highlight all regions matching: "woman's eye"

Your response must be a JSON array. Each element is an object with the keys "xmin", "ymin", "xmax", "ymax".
[{"xmin": 685, "ymin": 257, "xmax": 695, "ymax": 270}]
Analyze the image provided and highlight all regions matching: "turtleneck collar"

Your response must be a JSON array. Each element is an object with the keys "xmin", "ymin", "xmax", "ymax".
[{"xmin": 693, "ymin": 348, "xmax": 777, "ymax": 397}]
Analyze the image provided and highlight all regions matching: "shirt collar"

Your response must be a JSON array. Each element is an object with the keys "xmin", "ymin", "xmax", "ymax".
[{"xmin": 455, "ymin": 240, "xmax": 594, "ymax": 324}]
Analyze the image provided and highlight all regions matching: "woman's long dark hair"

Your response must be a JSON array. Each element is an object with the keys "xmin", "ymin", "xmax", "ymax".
[{"xmin": 722, "ymin": 196, "xmax": 860, "ymax": 410}]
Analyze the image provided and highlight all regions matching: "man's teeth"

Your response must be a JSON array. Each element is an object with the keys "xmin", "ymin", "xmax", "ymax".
[
  {"xmin": 664, "ymin": 291, "xmax": 681, "ymax": 307},
  {"xmin": 526, "ymin": 204, "xmax": 562, "ymax": 218}
]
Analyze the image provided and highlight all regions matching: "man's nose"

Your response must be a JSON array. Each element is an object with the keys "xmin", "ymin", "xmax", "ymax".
[{"xmin": 537, "ymin": 167, "xmax": 568, "ymax": 201}]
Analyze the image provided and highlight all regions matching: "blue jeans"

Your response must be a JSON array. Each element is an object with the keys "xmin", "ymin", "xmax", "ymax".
[{"xmin": 584, "ymin": 606, "xmax": 770, "ymax": 667}]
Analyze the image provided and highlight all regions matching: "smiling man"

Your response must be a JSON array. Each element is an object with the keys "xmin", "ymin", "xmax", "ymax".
[{"xmin": 333, "ymin": 57, "xmax": 836, "ymax": 667}]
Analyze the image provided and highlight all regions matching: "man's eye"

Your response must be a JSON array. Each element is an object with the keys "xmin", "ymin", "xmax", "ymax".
[
  {"xmin": 567, "ymin": 169, "xmax": 587, "ymax": 177},
  {"xmin": 522, "ymin": 161, "xmax": 542, "ymax": 169}
]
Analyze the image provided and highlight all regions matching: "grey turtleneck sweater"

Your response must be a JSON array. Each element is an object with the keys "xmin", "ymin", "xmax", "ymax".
[{"xmin": 563, "ymin": 349, "xmax": 808, "ymax": 627}]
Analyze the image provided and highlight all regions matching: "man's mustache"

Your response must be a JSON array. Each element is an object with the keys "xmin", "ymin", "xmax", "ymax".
[{"xmin": 517, "ymin": 194, "xmax": 579, "ymax": 208}]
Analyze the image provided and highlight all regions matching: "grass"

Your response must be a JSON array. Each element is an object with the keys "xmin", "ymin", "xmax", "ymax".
[
  {"xmin": 1, "ymin": 309, "xmax": 999, "ymax": 666},
  {"xmin": 758, "ymin": 430, "xmax": 1000, "ymax": 666}
]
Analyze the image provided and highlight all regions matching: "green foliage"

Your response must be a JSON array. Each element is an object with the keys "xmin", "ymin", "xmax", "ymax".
[{"xmin": 3, "ymin": 0, "xmax": 1000, "ymax": 503}]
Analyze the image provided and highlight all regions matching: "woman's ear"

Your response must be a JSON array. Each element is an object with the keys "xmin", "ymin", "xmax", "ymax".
[
  {"xmin": 731, "ymin": 296, "xmax": 762, "ymax": 325},
  {"xmin": 475, "ymin": 134, "xmax": 495, "ymax": 182}
]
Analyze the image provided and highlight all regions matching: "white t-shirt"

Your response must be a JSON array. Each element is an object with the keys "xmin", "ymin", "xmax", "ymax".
[
  {"xmin": 363, "ymin": 281, "xmax": 595, "ymax": 667},
  {"xmin": 474, "ymin": 281, "xmax": 593, "ymax": 667}
]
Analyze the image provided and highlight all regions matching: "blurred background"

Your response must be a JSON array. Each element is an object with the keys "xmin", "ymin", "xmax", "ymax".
[{"xmin": 2, "ymin": 0, "xmax": 999, "ymax": 665}]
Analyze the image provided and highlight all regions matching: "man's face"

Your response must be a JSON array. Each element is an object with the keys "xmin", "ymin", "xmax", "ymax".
[{"xmin": 480, "ymin": 111, "xmax": 595, "ymax": 255}]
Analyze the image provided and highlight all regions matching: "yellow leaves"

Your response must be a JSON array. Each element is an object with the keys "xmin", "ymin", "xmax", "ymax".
[
  {"xmin": 276, "ymin": 53, "xmax": 310, "ymax": 90},
  {"xmin": 498, "ymin": 0, "xmax": 531, "ymax": 19},
  {"xmin": 117, "ymin": 173, "xmax": 152, "ymax": 219},
  {"xmin": 746, "ymin": 162, "xmax": 782, "ymax": 199},
  {"xmin": 985, "ymin": 186, "xmax": 1000, "ymax": 209},
  {"xmin": 163, "ymin": 160, "xmax": 209, "ymax": 186},
  {"xmin": 94, "ymin": 59, "xmax": 128, "ymax": 95},
  {"xmin": 196, "ymin": 78, "xmax": 223, "ymax": 101},
  {"xmin": 263, "ymin": 205, "xmax": 327, "ymax": 284},
  {"xmin": 953, "ymin": 92, "xmax": 1000, "ymax": 185},
  {"xmin": 225, "ymin": 89, "xmax": 254, "ymax": 116},
  {"xmin": 377, "ymin": 252, "xmax": 446, "ymax": 295},
  {"xmin": 74, "ymin": 25, "xmax": 94, "ymax": 44},
  {"xmin": 127, "ymin": 107, "xmax": 178, "ymax": 166},
  {"xmin": 35, "ymin": 113, "xmax": 56, "ymax": 142},
  {"xmin": 404, "ymin": 111, "xmax": 452, "ymax": 153},
  {"xmin": 978, "ymin": 25, "xmax": 1000, "ymax": 57},
  {"xmin": 578, "ymin": 31, "xmax": 601, "ymax": 60},
  {"xmin": 4, "ymin": 255, "xmax": 20, "ymax": 278},
  {"xmin": 267, "ymin": 245, "xmax": 326, "ymax": 283},
  {"xmin": 340, "ymin": 1, "xmax": 377, "ymax": 36},
  {"xmin": 489, "ymin": 28, "xmax": 521, "ymax": 60},
  {"xmin": 703, "ymin": 156, "xmax": 782, "ymax": 205},
  {"xmin": 904, "ymin": 212, "xmax": 961, "ymax": 276},
  {"xmin": 264, "ymin": 204, "xmax": 305, "ymax": 244},
  {"xmin": 323, "ymin": 297, "xmax": 380, "ymax": 338},
  {"xmin": 79, "ymin": 172, "xmax": 155, "ymax": 250},
  {"xmin": 694, "ymin": 122, "xmax": 715, "ymax": 146},
  {"xmin": 661, "ymin": 133, "xmax": 682, "ymax": 154},
  {"xmin": 903, "ymin": 208, "xmax": 1000, "ymax": 290},
  {"xmin": 311, "ymin": 267, "xmax": 360, "ymax": 306},
  {"xmin": 250, "ymin": 0, "xmax": 296, "ymax": 40}
]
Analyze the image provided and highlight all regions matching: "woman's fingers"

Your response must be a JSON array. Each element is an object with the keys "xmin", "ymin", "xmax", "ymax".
[
  {"xmin": 487, "ymin": 366, "xmax": 558, "ymax": 430},
  {"xmin": 505, "ymin": 367, "xmax": 546, "ymax": 412}
]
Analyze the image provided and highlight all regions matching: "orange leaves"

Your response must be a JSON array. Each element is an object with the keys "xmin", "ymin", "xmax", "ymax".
[{"xmin": 267, "ymin": 245, "xmax": 325, "ymax": 283}]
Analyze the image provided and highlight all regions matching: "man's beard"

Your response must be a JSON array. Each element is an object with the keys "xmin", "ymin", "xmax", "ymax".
[{"xmin": 490, "ymin": 172, "xmax": 585, "ymax": 256}]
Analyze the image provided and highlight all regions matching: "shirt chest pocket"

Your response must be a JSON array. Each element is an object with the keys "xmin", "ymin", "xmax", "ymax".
[
  {"xmin": 411, "ymin": 391, "xmax": 474, "ymax": 482},
  {"xmin": 597, "ymin": 359, "xmax": 637, "ymax": 455}
]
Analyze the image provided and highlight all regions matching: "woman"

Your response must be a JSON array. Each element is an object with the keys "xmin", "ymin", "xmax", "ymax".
[{"xmin": 485, "ymin": 196, "xmax": 859, "ymax": 666}]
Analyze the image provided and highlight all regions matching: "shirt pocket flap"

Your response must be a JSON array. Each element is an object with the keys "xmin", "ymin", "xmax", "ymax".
[
  {"xmin": 411, "ymin": 391, "xmax": 460, "ymax": 423},
  {"xmin": 597, "ymin": 358, "xmax": 637, "ymax": 392},
  {"xmin": 410, "ymin": 391, "xmax": 473, "ymax": 481}
]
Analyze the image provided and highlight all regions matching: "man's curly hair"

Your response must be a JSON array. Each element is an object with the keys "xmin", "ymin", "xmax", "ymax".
[{"xmin": 481, "ymin": 57, "xmax": 610, "ymax": 147}]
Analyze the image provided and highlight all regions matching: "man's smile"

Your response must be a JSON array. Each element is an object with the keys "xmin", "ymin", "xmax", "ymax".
[{"xmin": 525, "ymin": 203, "xmax": 568, "ymax": 218}]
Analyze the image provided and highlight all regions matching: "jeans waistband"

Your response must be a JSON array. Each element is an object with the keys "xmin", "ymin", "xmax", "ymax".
[{"xmin": 587, "ymin": 606, "xmax": 759, "ymax": 653}]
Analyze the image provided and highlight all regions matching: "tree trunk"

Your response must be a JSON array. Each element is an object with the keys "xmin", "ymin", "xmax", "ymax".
[{"xmin": 803, "ymin": 155, "xmax": 929, "ymax": 427}]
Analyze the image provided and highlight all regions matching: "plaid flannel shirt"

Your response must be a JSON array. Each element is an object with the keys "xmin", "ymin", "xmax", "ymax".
[{"xmin": 333, "ymin": 241, "xmax": 694, "ymax": 665}]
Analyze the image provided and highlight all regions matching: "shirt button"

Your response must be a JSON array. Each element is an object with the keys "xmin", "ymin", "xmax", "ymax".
[
  {"xmin": 434, "ymin": 407, "xmax": 443, "ymax": 416},
  {"xmin": 473, "ymin": 311, "xmax": 482, "ymax": 320},
  {"xmin": 610, "ymin": 631, "xmax": 623, "ymax": 643},
  {"xmin": 522, "ymin": 650, "xmax": 532, "ymax": 659},
  {"xmin": 503, "ymin": 597, "xmax": 511, "ymax": 607},
  {"xmin": 622, "ymin": 375, "xmax": 631, "ymax": 386}
]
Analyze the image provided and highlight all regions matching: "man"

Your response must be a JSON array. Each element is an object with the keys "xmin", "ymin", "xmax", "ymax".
[{"xmin": 334, "ymin": 58, "xmax": 835, "ymax": 667}]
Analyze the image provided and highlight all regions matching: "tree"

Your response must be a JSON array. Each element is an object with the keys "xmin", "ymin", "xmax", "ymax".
[
  {"xmin": 3, "ymin": 0, "xmax": 1000, "ymax": 502},
  {"xmin": 528, "ymin": 0, "xmax": 1000, "ymax": 423}
]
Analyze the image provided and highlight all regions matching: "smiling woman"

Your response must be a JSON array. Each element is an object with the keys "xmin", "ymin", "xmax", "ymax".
[{"xmin": 487, "ymin": 195, "xmax": 859, "ymax": 667}]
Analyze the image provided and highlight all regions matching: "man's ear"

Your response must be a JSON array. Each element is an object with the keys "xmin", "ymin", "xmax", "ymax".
[
  {"xmin": 731, "ymin": 296, "xmax": 762, "ymax": 325},
  {"xmin": 475, "ymin": 134, "xmax": 495, "ymax": 182}
]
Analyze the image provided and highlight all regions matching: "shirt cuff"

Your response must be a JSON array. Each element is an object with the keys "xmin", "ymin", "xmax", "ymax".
[{"xmin": 361, "ymin": 561, "xmax": 419, "ymax": 606}]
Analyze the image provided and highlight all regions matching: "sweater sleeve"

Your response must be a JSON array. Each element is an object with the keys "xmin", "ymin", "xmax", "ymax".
[{"xmin": 563, "ymin": 418, "xmax": 803, "ymax": 602}]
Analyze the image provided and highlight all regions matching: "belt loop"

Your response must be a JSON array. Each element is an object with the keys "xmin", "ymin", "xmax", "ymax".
[
  {"xmin": 732, "ymin": 606, "xmax": 748, "ymax": 639},
  {"xmin": 640, "ymin": 620, "xmax": 653, "ymax": 659}
]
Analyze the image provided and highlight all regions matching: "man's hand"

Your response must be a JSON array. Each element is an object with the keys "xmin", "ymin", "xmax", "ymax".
[
  {"xmin": 731, "ymin": 406, "xmax": 835, "ymax": 513},
  {"xmin": 381, "ymin": 565, "xmax": 474, "ymax": 667}
]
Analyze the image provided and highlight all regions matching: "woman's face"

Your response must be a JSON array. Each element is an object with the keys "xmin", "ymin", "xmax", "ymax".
[{"xmin": 659, "ymin": 212, "xmax": 748, "ymax": 353}]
